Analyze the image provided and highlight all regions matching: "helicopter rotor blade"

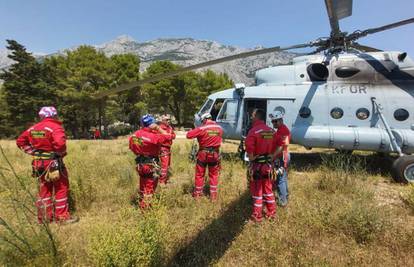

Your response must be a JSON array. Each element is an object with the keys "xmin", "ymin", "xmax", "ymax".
[
  {"xmin": 350, "ymin": 42, "xmax": 382, "ymax": 52},
  {"xmin": 324, "ymin": 0, "xmax": 353, "ymax": 37},
  {"xmin": 348, "ymin": 17, "xmax": 414, "ymax": 41},
  {"xmin": 95, "ymin": 43, "xmax": 312, "ymax": 98}
]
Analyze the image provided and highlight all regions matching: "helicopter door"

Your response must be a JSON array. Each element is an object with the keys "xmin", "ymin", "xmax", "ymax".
[
  {"xmin": 216, "ymin": 99, "xmax": 240, "ymax": 139},
  {"xmin": 266, "ymin": 99, "xmax": 296, "ymax": 129}
]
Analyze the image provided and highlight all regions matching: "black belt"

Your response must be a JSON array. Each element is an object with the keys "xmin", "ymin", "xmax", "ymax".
[
  {"xmin": 200, "ymin": 147, "xmax": 219, "ymax": 153},
  {"xmin": 135, "ymin": 155, "xmax": 159, "ymax": 164}
]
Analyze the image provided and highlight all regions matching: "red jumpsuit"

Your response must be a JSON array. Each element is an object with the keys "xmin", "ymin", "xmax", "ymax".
[
  {"xmin": 159, "ymin": 123, "xmax": 176, "ymax": 184},
  {"xmin": 186, "ymin": 120, "xmax": 223, "ymax": 200},
  {"xmin": 129, "ymin": 128, "xmax": 171, "ymax": 209},
  {"xmin": 245, "ymin": 120, "xmax": 276, "ymax": 222},
  {"xmin": 16, "ymin": 118, "xmax": 71, "ymax": 223}
]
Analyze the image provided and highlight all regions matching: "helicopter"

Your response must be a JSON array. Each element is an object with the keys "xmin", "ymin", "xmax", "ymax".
[{"xmin": 96, "ymin": 0, "xmax": 414, "ymax": 183}]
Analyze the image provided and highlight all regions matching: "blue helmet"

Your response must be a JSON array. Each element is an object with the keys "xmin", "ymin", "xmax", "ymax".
[{"xmin": 140, "ymin": 114, "xmax": 155, "ymax": 127}]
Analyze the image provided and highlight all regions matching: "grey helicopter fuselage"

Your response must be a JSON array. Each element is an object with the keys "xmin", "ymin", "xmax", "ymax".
[{"xmin": 194, "ymin": 51, "xmax": 414, "ymax": 154}]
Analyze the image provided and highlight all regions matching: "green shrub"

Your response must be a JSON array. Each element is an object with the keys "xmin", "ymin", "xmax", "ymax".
[
  {"xmin": 88, "ymin": 206, "xmax": 166, "ymax": 267},
  {"xmin": 70, "ymin": 175, "xmax": 97, "ymax": 210},
  {"xmin": 337, "ymin": 201, "xmax": 387, "ymax": 244},
  {"xmin": 317, "ymin": 153, "xmax": 368, "ymax": 194}
]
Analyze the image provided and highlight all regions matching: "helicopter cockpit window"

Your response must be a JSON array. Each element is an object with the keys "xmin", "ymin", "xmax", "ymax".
[
  {"xmin": 210, "ymin": 99, "xmax": 225, "ymax": 121},
  {"xmin": 330, "ymin": 107, "xmax": 344, "ymax": 119},
  {"xmin": 356, "ymin": 108, "xmax": 370, "ymax": 120},
  {"xmin": 299, "ymin": 106, "xmax": 311, "ymax": 118},
  {"xmin": 394, "ymin": 108, "xmax": 409, "ymax": 121},
  {"xmin": 217, "ymin": 99, "xmax": 238, "ymax": 123},
  {"xmin": 198, "ymin": 99, "xmax": 214, "ymax": 115}
]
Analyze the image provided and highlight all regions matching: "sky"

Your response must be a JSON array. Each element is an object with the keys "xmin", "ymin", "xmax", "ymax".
[{"xmin": 1, "ymin": 0, "xmax": 413, "ymax": 56}]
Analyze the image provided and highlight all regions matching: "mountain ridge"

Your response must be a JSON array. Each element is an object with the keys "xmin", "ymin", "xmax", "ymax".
[{"xmin": 1, "ymin": 35, "xmax": 296, "ymax": 85}]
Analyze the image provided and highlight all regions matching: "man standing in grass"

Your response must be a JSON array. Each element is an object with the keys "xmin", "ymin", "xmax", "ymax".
[
  {"xmin": 186, "ymin": 112, "xmax": 223, "ymax": 201},
  {"xmin": 270, "ymin": 111, "xmax": 291, "ymax": 207},
  {"xmin": 129, "ymin": 114, "xmax": 172, "ymax": 209},
  {"xmin": 16, "ymin": 106, "xmax": 78, "ymax": 224},
  {"xmin": 245, "ymin": 108, "xmax": 277, "ymax": 222},
  {"xmin": 158, "ymin": 114, "xmax": 176, "ymax": 185}
]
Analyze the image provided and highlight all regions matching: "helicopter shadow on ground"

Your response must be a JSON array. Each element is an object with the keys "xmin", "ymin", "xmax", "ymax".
[
  {"xmin": 167, "ymin": 191, "xmax": 251, "ymax": 267},
  {"xmin": 290, "ymin": 151, "xmax": 394, "ymax": 177}
]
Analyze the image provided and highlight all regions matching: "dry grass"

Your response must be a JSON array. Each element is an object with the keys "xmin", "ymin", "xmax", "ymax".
[{"xmin": 1, "ymin": 139, "xmax": 414, "ymax": 266}]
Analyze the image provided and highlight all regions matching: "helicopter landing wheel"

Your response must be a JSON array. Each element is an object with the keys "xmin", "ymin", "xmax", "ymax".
[{"xmin": 391, "ymin": 155, "xmax": 414, "ymax": 183}]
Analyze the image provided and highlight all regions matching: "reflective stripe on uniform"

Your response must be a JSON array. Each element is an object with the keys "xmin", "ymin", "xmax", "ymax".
[
  {"xmin": 55, "ymin": 198, "xmax": 67, "ymax": 203},
  {"xmin": 199, "ymin": 125, "xmax": 222, "ymax": 130},
  {"xmin": 252, "ymin": 196, "xmax": 262, "ymax": 199}
]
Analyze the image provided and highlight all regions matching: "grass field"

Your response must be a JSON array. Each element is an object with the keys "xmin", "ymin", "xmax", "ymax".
[{"xmin": 1, "ymin": 138, "xmax": 414, "ymax": 266}]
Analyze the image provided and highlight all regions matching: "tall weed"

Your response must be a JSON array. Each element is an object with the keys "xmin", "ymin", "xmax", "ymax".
[{"xmin": 0, "ymin": 146, "xmax": 62, "ymax": 266}]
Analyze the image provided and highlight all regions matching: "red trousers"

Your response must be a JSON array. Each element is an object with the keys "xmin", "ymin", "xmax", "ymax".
[
  {"xmin": 249, "ymin": 163, "xmax": 276, "ymax": 221},
  {"xmin": 35, "ymin": 164, "xmax": 70, "ymax": 223},
  {"xmin": 136, "ymin": 163, "xmax": 158, "ymax": 209},
  {"xmin": 193, "ymin": 150, "xmax": 220, "ymax": 198},
  {"xmin": 159, "ymin": 146, "xmax": 171, "ymax": 184}
]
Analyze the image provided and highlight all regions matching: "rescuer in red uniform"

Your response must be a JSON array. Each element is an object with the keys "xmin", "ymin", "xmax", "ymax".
[
  {"xmin": 186, "ymin": 113, "xmax": 223, "ymax": 201},
  {"xmin": 16, "ymin": 106, "xmax": 78, "ymax": 224},
  {"xmin": 270, "ymin": 111, "xmax": 291, "ymax": 207},
  {"xmin": 245, "ymin": 108, "xmax": 277, "ymax": 222},
  {"xmin": 129, "ymin": 114, "xmax": 172, "ymax": 209},
  {"xmin": 158, "ymin": 114, "xmax": 176, "ymax": 185}
]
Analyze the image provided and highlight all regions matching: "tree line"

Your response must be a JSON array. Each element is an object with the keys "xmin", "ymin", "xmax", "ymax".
[{"xmin": 0, "ymin": 40, "xmax": 233, "ymax": 138}]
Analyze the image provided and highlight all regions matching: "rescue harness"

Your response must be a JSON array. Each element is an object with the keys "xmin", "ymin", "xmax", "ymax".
[
  {"xmin": 197, "ymin": 147, "xmax": 220, "ymax": 167},
  {"xmin": 31, "ymin": 151, "xmax": 64, "ymax": 182},
  {"xmin": 135, "ymin": 155, "xmax": 161, "ymax": 179}
]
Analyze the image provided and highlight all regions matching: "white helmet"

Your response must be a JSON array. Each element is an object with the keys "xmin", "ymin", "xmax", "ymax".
[
  {"xmin": 200, "ymin": 112, "xmax": 212, "ymax": 121},
  {"xmin": 269, "ymin": 110, "xmax": 284, "ymax": 121}
]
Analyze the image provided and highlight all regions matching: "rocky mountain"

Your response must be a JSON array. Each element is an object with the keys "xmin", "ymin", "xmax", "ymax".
[{"xmin": 1, "ymin": 35, "xmax": 296, "ymax": 85}]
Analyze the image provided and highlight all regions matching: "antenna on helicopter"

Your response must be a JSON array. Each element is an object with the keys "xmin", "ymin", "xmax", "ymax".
[{"xmin": 94, "ymin": 0, "xmax": 414, "ymax": 99}]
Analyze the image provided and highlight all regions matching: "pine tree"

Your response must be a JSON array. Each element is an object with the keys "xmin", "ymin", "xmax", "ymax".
[{"xmin": 0, "ymin": 40, "xmax": 55, "ymax": 136}]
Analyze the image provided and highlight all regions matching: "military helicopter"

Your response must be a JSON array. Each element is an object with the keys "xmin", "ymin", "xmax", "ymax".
[{"xmin": 97, "ymin": 0, "xmax": 414, "ymax": 183}]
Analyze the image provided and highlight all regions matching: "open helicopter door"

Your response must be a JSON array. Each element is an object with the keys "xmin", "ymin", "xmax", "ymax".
[{"xmin": 266, "ymin": 98, "xmax": 296, "ymax": 129}]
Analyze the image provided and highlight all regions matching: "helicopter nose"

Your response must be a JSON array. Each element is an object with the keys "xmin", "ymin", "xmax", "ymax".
[{"xmin": 194, "ymin": 113, "xmax": 202, "ymax": 127}]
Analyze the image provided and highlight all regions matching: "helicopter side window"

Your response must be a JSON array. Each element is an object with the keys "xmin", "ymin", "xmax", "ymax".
[
  {"xmin": 198, "ymin": 99, "xmax": 214, "ymax": 115},
  {"xmin": 299, "ymin": 106, "xmax": 311, "ymax": 118},
  {"xmin": 356, "ymin": 108, "xmax": 370, "ymax": 120},
  {"xmin": 335, "ymin": 66, "xmax": 361, "ymax": 78},
  {"xmin": 217, "ymin": 99, "xmax": 239, "ymax": 123},
  {"xmin": 331, "ymin": 107, "xmax": 344, "ymax": 119},
  {"xmin": 394, "ymin": 108, "xmax": 409, "ymax": 121}
]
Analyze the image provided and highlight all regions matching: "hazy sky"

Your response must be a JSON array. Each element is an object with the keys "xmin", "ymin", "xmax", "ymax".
[{"xmin": 1, "ymin": 0, "xmax": 413, "ymax": 55}]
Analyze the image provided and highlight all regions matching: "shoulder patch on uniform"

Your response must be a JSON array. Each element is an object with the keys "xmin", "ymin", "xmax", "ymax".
[
  {"xmin": 131, "ymin": 136, "xmax": 143, "ymax": 146},
  {"xmin": 260, "ymin": 130, "xmax": 274, "ymax": 139},
  {"xmin": 30, "ymin": 130, "xmax": 46, "ymax": 139},
  {"xmin": 207, "ymin": 130, "xmax": 220, "ymax": 136}
]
